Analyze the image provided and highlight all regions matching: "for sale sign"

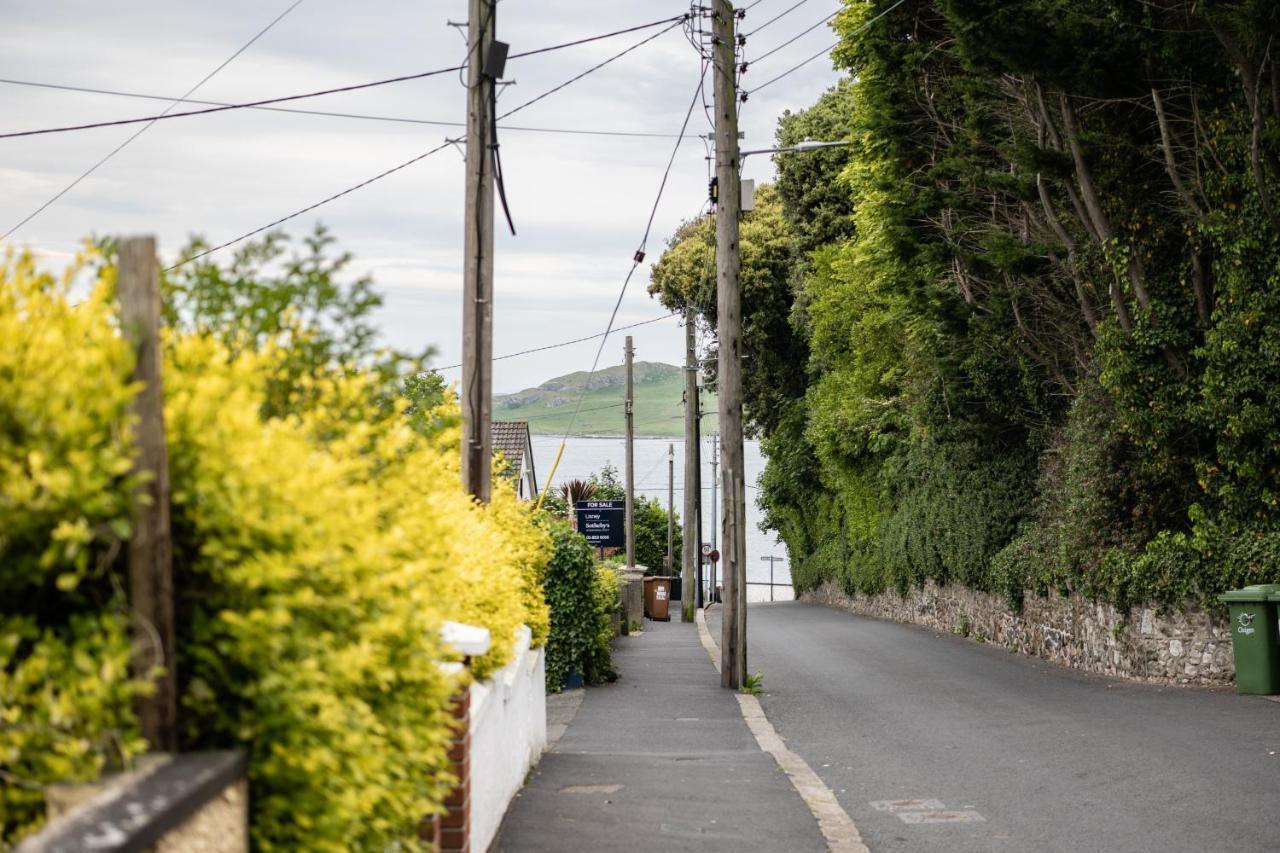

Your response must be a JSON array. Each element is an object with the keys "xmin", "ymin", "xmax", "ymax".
[{"xmin": 575, "ymin": 500, "xmax": 625, "ymax": 549}]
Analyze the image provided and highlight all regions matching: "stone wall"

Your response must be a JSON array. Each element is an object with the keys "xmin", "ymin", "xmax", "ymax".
[
  {"xmin": 803, "ymin": 580, "xmax": 1235, "ymax": 686},
  {"xmin": 17, "ymin": 751, "xmax": 247, "ymax": 853}
]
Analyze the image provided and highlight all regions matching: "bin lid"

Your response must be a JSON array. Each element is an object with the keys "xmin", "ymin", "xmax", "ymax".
[{"xmin": 1218, "ymin": 584, "xmax": 1280, "ymax": 603}]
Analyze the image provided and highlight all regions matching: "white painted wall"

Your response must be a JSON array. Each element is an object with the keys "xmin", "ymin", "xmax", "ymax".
[{"xmin": 469, "ymin": 625, "xmax": 547, "ymax": 853}]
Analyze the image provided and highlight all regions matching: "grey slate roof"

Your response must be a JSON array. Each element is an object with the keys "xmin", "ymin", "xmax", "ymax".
[{"xmin": 491, "ymin": 420, "xmax": 531, "ymax": 480}]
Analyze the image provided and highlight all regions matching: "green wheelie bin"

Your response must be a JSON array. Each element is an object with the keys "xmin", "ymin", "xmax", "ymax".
[{"xmin": 1218, "ymin": 584, "xmax": 1280, "ymax": 695}]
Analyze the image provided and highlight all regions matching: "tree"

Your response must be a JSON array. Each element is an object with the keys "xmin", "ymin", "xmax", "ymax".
[{"xmin": 158, "ymin": 224, "xmax": 437, "ymax": 420}]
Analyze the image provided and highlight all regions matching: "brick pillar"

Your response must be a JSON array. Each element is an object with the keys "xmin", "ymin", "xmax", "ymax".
[{"xmin": 440, "ymin": 684, "xmax": 471, "ymax": 853}]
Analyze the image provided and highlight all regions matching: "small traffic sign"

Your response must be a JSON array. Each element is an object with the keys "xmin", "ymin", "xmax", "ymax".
[{"xmin": 701, "ymin": 543, "xmax": 713, "ymax": 557}]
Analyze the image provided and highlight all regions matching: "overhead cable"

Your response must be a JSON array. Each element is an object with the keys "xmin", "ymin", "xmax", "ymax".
[
  {"xmin": 0, "ymin": 79, "xmax": 689, "ymax": 139},
  {"xmin": 0, "ymin": 15, "xmax": 688, "ymax": 141},
  {"xmin": 434, "ymin": 313, "xmax": 679, "ymax": 370},
  {"xmin": 163, "ymin": 17, "xmax": 686, "ymax": 270},
  {"xmin": 496, "ymin": 18, "xmax": 685, "ymax": 122},
  {"xmin": 744, "ymin": 0, "xmax": 818, "ymax": 37},
  {"xmin": 751, "ymin": 8, "xmax": 839, "ymax": 65},
  {"xmin": 747, "ymin": 0, "xmax": 906, "ymax": 95},
  {"xmin": 1, "ymin": 0, "xmax": 305, "ymax": 240},
  {"xmin": 165, "ymin": 140, "xmax": 454, "ymax": 271},
  {"xmin": 552, "ymin": 74, "xmax": 704, "ymax": 449}
]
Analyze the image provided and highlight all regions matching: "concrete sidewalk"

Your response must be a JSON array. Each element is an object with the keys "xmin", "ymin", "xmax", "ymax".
[{"xmin": 493, "ymin": 616, "xmax": 827, "ymax": 852}]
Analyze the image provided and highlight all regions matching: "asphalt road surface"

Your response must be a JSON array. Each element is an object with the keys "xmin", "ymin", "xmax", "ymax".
[{"xmin": 733, "ymin": 602, "xmax": 1280, "ymax": 853}]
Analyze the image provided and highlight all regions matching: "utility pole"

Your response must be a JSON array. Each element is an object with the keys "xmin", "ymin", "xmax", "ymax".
[
  {"xmin": 709, "ymin": 435, "xmax": 718, "ymax": 602},
  {"xmin": 667, "ymin": 443, "xmax": 674, "ymax": 578},
  {"xmin": 682, "ymin": 308, "xmax": 699, "ymax": 620},
  {"xmin": 118, "ymin": 236, "xmax": 177, "ymax": 752},
  {"xmin": 460, "ymin": 0, "xmax": 497, "ymax": 502},
  {"xmin": 624, "ymin": 336, "xmax": 636, "ymax": 568},
  {"xmin": 712, "ymin": 0, "xmax": 746, "ymax": 689}
]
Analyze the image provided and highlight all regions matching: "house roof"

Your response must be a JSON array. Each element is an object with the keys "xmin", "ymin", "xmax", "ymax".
[{"xmin": 491, "ymin": 420, "xmax": 532, "ymax": 481}]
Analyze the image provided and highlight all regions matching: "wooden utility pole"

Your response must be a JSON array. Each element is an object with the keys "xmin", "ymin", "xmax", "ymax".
[
  {"xmin": 118, "ymin": 236, "xmax": 177, "ymax": 752},
  {"xmin": 667, "ymin": 443, "xmax": 675, "ymax": 578},
  {"xmin": 712, "ymin": 0, "xmax": 746, "ymax": 689},
  {"xmin": 709, "ymin": 435, "xmax": 718, "ymax": 600},
  {"xmin": 461, "ymin": 0, "xmax": 497, "ymax": 502},
  {"xmin": 624, "ymin": 336, "xmax": 636, "ymax": 568},
  {"xmin": 682, "ymin": 308, "xmax": 699, "ymax": 620}
]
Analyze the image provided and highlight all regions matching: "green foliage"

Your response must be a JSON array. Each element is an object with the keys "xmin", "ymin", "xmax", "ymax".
[
  {"xmin": 649, "ymin": 187, "xmax": 806, "ymax": 434},
  {"xmin": 0, "ymin": 252, "xmax": 150, "ymax": 841},
  {"xmin": 588, "ymin": 462, "xmax": 625, "ymax": 500},
  {"xmin": 634, "ymin": 496, "xmax": 681, "ymax": 576},
  {"xmin": 542, "ymin": 522, "xmax": 618, "ymax": 692},
  {"xmin": 663, "ymin": 0, "xmax": 1280, "ymax": 615},
  {"xmin": 0, "ymin": 613, "xmax": 147, "ymax": 842},
  {"xmin": 585, "ymin": 564, "xmax": 621, "ymax": 686},
  {"xmin": 160, "ymin": 225, "xmax": 432, "ymax": 420},
  {"xmin": 740, "ymin": 672, "xmax": 764, "ymax": 695},
  {"xmin": 1, "ymin": 243, "xmax": 553, "ymax": 850}
]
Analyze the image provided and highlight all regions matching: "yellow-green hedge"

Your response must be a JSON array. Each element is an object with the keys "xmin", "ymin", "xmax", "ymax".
[{"xmin": 0, "ymin": 249, "xmax": 552, "ymax": 850}]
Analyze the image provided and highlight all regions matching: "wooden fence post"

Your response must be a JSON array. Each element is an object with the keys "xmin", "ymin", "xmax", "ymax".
[{"xmin": 118, "ymin": 235, "xmax": 178, "ymax": 752}]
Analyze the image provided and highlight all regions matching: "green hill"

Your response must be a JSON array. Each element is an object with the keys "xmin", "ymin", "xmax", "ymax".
[{"xmin": 494, "ymin": 362, "xmax": 718, "ymax": 437}]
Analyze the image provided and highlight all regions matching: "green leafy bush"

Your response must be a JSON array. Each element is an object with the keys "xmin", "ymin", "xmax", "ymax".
[
  {"xmin": 1, "ymin": 246, "xmax": 552, "ymax": 850},
  {"xmin": 0, "ymin": 252, "xmax": 150, "ymax": 841},
  {"xmin": 585, "ymin": 565, "xmax": 621, "ymax": 685},
  {"xmin": 542, "ymin": 522, "xmax": 619, "ymax": 692}
]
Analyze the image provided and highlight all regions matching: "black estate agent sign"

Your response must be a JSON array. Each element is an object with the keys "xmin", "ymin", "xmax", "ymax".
[{"xmin": 575, "ymin": 500, "xmax": 624, "ymax": 549}]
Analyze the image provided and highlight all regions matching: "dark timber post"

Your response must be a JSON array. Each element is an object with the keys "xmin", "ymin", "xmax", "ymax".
[
  {"xmin": 118, "ymin": 235, "xmax": 177, "ymax": 752},
  {"xmin": 683, "ymin": 308, "xmax": 699, "ymax": 619},
  {"xmin": 624, "ymin": 336, "xmax": 636, "ymax": 569},
  {"xmin": 713, "ymin": 0, "xmax": 746, "ymax": 689},
  {"xmin": 461, "ymin": 0, "xmax": 497, "ymax": 502}
]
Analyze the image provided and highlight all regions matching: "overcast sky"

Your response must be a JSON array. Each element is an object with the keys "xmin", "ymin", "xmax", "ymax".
[{"xmin": 2, "ymin": 0, "xmax": 844, "ymax": 394}]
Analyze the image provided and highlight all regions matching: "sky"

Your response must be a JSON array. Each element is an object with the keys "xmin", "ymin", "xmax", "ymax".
[{"xmin": 1, "ymin": 0, "xmax": 845, "ymax": 394}]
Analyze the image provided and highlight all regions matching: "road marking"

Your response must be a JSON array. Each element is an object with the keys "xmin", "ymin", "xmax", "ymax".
[
  {"xmin": 696, "ymin": 607, "xmax": 869, "ymax": 853},
  {"xmin": 870, "ymin": 798, "xmax": 987, "ymax": 825},
  {"xmin": 897, "ymin": 810, "xmax": 986, "ymax": 825},
  {"xmin": 559, "ymin": 784, "xmax": 623, "ymax": 795},
  {"xmin": 870, "ymin": 799, "xmax": 946, "ymax": 813}
]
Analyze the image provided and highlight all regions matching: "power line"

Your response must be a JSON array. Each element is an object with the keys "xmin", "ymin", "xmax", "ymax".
[
  {"xmin": 497, "ymin": 18, "xmax": 685, "ymax": 123},
  {"xmin": 1, "ymin": 0, "xmax": 305, "ymax": 240},
  {"xmin": 164, "ymin": 20, "xmax": 686, "ymax": 271},
  {"xmin": 0, "ymin": 78, "xmax": 690, "ymax": 140},
  {"xmin": 0, "ymin": 16, "xmax": 688, "ymax": 141},
  {"xmin": 165, "ymin": 141, "xmax": 454, "ymax": 271},
  {"xmin": 508, "ymin": 15, "xmax": 686, "ymax": 59},
  {"xmin": 0, "ymin": 67, "xmax": 465, "ymax": 141},
  {"xmin": 746, "ymin": 0, "xmax": 906, "ymax": 95},
  {"xmin": 435, "ymin": 313, "xmax": 679, "ymax": 371},
  {"xmin": 751, "ymin": 8, "xmax": 839, "ymax": 65},
  {"xmin": 744, "ymin": 0, "xmax": 819, "ymax": 37},
  {"xmin": 535, "ymin": 75, "xmax": 704, "ymax": 500},
  {"xmin": 751, "ymin": 40, "xmax": 838, "ymax": 92},
  {"xmin": 555, "ymin": 76, "xmax": 705, "ymax": 445}
]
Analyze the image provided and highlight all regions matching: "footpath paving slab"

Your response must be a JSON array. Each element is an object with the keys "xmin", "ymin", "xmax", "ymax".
[{"xmin": 493, "ymin": 617, "xmax": 828, "ymax": 852}]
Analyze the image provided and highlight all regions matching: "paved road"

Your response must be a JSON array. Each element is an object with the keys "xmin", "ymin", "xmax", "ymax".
[
  {"xmin": 495, "ymin": 618, "xmax": 826, "ymax": 852},
  {"xmin": 715, "ymin": 602, "xmax": 1280, "ymax": 853}
]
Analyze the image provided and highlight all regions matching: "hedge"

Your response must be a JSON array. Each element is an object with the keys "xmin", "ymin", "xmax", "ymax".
[{"xmin": 0, "ymin": 249, "xmax": 551, "ymax": 850}]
